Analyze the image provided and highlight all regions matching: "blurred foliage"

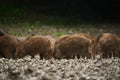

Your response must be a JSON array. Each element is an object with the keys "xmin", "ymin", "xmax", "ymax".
[
  {"xmin": 0, "ymin": 5, "xmax": 105, "ymax": 26},
  {"xmin": 0, "ymin": 4, "xmax": 120, "ymax": 37}
]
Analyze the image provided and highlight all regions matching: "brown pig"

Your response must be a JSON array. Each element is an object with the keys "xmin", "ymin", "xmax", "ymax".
[
  {"xmin": 93, "ymin": 33, "xmax": 120, "ymax": 58},
  {"xmin": 54, "ymin": 34, "xmax": 94, "ymax": 59},
  {"xmin": 15, "ymin": 36, "xmax": 52, "ymax": 59},
  {"xmin": 0, "ymin": 34, "xmax": 19, "ymax": 58},
  {"xmin": 45, "ymin": 35, "xmax": 56, "ymax": 59}
]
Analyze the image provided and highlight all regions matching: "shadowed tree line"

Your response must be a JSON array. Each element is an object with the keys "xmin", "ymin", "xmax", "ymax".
[{"xmin": 0, "ymin": 0, "xmax": 120, "ymax": 23}]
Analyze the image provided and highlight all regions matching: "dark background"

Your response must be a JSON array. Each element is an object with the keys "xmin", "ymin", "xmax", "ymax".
[{"xmin": 0, "ymin": 0, "xmax": 120, "ymax": 23}]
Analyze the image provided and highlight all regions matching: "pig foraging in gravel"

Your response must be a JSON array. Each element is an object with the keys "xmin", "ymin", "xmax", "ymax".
[
  {"xmin": 45, "ymin": 35, "xmax": 56, "ymax": 59},
  {"xmin": 93, "ymin": 33, "xmax": 120, "ymax": 58},
  {"xmin": 0, "ymin": 34, "xmax": 19, "ymax": 58},
  {"xmin": 54, "ymin": 34, "xmax": 95, "ymax": 59},
  {"xmin": 15, "ymin": 36, "xmax": 53, "ymax": 59}
]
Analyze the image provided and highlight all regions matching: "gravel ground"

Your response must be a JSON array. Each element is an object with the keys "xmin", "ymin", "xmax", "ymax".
[{"xmin": 0, "ymin": 56, "xmax": 120, "ymax": 80}]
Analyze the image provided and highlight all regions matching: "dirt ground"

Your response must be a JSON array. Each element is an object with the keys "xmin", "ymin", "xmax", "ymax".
[{"xmin": 0, "ymin": 55, "xmax": 120, "ymax": 80}]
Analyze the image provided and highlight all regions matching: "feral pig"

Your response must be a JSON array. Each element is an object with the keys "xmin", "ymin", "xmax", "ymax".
[
  {"xmin": 93, "ymin": 33, "xmax": 120, "ymax": 58},
  {"xmin": 54, "ymin": 34, "xmax": 95, "ymax": 59},
  {"xmin": 0, "ymin": 34, "xmax": 19, "ymax": 58},
  {"xmin": 45, "ymin": 35, "xmax": 56, "ymax": 59},
  {"xmin": 74, "ymin": 33, "xmax": 95, "ymax": 58},
  {"xmin": 15, "ymin": 36, "xmax": 53, "ymax": 59}
]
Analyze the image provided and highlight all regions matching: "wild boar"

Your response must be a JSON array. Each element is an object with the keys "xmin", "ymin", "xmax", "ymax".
[
  {"xmin": 0, "ymin": 34, "xmax": 19, "ymax": 58},
  {"xmin": 15, "ymin": 36, "xmax": 52, "ymax": 59},
  {"xmin": 93, "ymin": 33, "xmax": 120, "ymax": 58},
  {"xmin": 54, "ymin": 34, "xmax": 94, "ymax": 59}
]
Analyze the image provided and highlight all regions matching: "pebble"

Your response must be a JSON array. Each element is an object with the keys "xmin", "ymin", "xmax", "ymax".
[{"xmin": 0, "ymin": 56, "xmax": 120, "ymax": 80}]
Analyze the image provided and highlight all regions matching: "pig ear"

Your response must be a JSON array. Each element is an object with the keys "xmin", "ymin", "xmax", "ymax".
[{"xmin": 0, "ymin": 29, "xmax": 5, "ymax": 36}]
